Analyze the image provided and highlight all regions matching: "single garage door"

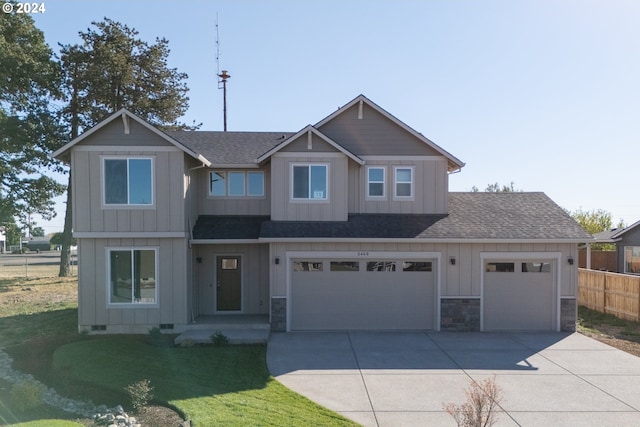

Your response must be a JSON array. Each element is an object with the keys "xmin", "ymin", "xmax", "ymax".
[
  {"xmin": 291, "ymin": 258, "xmax": 436, "ymax": 330},
  {"xmin": 483, "ymin": 260, "xmax": 555, "ymax": 330}
]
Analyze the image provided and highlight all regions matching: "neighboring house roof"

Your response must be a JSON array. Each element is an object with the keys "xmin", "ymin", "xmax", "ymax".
[
  {"xmin": 592, "ymin": 229, "xmax": 620, "ymax": 243},
  {"xmin": 315, "ymin": 95, "xmax": 465, "ymax": 173},
  {"xmin": 51, "ymin": 109, "xmax": 211, "ymax": 166},
  {"xmin": 166, "ymin": 131, "xmax": 293, "ymax": 167},
  {"xmin": 610, "ymin": 219, "xmax": 640, "ymax": 240},
  {"xmin": 256, "ymin": 125, "xmax": 365, "ymax": 165},
  {"xmin": 192, "ymin": 192, "xmax": 592, "ymax": 242}
]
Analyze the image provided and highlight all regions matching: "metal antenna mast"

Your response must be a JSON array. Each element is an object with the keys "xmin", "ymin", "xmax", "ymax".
[{"xmin": 216, "ymin": 14, "xmax": 230, "ymax": 132}]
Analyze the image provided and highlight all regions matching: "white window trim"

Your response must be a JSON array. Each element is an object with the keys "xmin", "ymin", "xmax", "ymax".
[
  {"xmin": 101, "ymin": 156, "xmax": 155, "ymax": 209},
  {"xmin": 393, "ymin": 166, "xmax": 414, "ymax": 200},
  {"xmin": 290, "ymin": 163, "xmax": 329, "ymax": 201},
  {"xmin": 366, "ymin": 166, "xmax": 386, "ymax": 199},
  {"xmin": 106, "ymin": 247, "xmax": 159, "ymax": 307},
  {"xmin": 209, "ymin": 170, "xmax": 265, "ymax": 198}
]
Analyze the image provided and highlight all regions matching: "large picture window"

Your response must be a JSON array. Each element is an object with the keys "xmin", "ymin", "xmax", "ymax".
[
  {"xmin": 625, "ymin": 246, "xmax": 640, "ymax": 274},
  {"xmin": 109, "ymin": 249, "xmax": 157, "ymax": 304},
  {"xmin": 292, "ymin": 164, "xmax": 327, "ymax": 200},
  {"xmin": 210, "ymin": 171, "xmax": 264, "ymax": 197},
  {"xmin": 104, "ymin": 158, "xmax": 153, "ymax": 205}
]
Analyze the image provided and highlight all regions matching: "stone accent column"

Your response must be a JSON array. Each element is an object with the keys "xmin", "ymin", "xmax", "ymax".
[
  {"xmin": 560, "ymin": 298, "xmax": 577, "ymax": 332},
  {"xmin": 270, "ymin": 297, "xmax": 287, "ymax": 332},
  {"xmin": 440, "ymin": 298, "xmax": 480, "ymax": 331}
]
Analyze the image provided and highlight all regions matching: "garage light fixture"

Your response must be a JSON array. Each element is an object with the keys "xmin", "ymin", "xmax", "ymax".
[
  {"xmin": 567, "ymin": 256, "xmax": 574, "ymax": 265},
  {"xmin": 274, "ymin": 257, "xmax": 280, "ymax": 265},
  {"xmin": 449, "ymin": 256, "xmax": 456, "ymax": 266}
]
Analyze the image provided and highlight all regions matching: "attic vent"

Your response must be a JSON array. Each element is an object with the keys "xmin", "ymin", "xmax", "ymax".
[
  {"xmin": 358, "ymin": 100, "xmax": 364, "ymax": 119},
  {"xmin": 307, "ymin": 130, "xmax": 313, "ymax": 150}
]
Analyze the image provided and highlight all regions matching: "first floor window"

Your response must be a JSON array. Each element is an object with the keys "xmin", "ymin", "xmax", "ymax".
[
  {"xmin": 625, "ymin": 246, "xmax": 640, "ymax": 274},
  {"xmin": 292, "ymin": 164, "xmax": 327, "ymax": 200},
  {"xmin": 109, "ymin": 249, "xmax": 157, "ymax": 304},
  {"xmin": 394, "ymin": 167, "xmax": 413, "ymax": 198},
  {"xmin": 104, "ymin": 158, "xmax": 153, "ymax": 205}
]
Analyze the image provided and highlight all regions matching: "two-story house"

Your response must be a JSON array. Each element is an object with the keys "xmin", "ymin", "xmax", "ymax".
[{"xmin": 52, "ymin": 95, "xmax": 591, "ymax": 334}]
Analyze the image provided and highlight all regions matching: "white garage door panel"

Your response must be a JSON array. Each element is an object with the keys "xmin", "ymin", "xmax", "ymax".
[
  {"xmin": 484, "ymin": 261, "xmax": 554, "ymax": 331},
  {"xmin": 291, "ymin": 261, "xmax": 435, "ymax": 330}
]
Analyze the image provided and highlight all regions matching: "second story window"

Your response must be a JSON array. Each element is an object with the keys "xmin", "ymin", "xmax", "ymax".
[
  {"xmin": 394, "ymin": 167, "xmax": 414, "ymax": 199},
  {"xmin": 210, "ymin": 171, "xmax": 264, "ymax": 197},
  {"xmin": 367, "ymin": 167, "xmax": 385, "ymax": 198},
  {"xmin": 292, "ymin": 164, "xmax": 328, "ymax": 200},
  {"xmin": 103, "ymin": 157, "xmax": 153, "ymax": 206}
]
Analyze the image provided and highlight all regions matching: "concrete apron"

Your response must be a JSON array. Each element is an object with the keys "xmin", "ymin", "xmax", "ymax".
[{"xmin": 267, "ymin": 331, "xmax": 640, "ymax": 427}]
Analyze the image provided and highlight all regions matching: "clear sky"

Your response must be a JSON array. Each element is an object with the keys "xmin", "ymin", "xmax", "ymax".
[{"xmin": 28, "ymin": 0, "xmax": 640, "ymax": 234}]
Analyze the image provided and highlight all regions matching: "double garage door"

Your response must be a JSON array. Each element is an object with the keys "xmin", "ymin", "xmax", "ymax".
[
  {"xmin": 290, "ymin": 257, "xmax": 436, "ymax": 330},
  {"xmin": 483, "ymin": 259, "xmax": 556, "ymax": 331}
]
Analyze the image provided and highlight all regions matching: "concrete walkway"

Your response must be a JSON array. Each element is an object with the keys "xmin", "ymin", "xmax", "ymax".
[{"xmin": 267, "ymin": 331, "xmax": 640, "ymax": 426}]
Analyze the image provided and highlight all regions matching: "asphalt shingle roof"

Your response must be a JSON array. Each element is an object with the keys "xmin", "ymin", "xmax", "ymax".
[
  {"xmin": 165, "ymin": 131, "xmax": 293, "ymax": 165},
  {"xmin": 192, "ymin": 192, "xmax": 592, "ymax": 241}
]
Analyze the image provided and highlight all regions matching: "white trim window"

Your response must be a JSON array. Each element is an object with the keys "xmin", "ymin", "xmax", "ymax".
[
  {"xmin": 367, "ymin": 166, "xmax": 385, "ymax": 198},
  {"xmin": 108, "ymin": 248, "xmax": 157, "ymax": 305},
  {"xmin": 624, "ymin": 246, "xmax": 640, "ymax": 274},
  {"xmin": 394, "ymin": 166, "xmax": 414, "ymax": 199},
  {"xmin": 103, "ymin": 157, "xmax": 154, "ymax": 206},
  {"xmin": 210, "ymin": 171, "xmax": 264, "ymax": 197},
  {"xmin": 292, "ymin": 164, "xmax": 328, "ymax": 200}
]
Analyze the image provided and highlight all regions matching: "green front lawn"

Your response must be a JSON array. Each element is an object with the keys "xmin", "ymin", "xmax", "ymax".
[
  {"xmin": 49, "ymin": 337, "xmax": 351, "ymax": 426},
  {"xmin": 0, "ymin": 277, "xmax": 357, "ymax": 426}
]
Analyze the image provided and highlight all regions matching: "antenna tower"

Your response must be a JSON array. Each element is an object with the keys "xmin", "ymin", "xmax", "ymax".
[{"xmin": 216, "ymin": 14, "xmax": 230, "ymax": 132}]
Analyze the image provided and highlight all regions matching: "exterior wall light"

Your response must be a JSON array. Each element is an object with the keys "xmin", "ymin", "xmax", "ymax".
[{"xmin": 449, "ymin": 256, "xmax": 456, "ymax": 266}]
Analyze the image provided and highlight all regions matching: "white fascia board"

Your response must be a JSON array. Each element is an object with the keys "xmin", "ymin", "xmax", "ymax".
[
  {"xmin": 259, "ymin": 237, "xmax": 591, "ymax": 244},
  {"xmin": 74, "ymin": 231, "xmax": 188, "ymax": 238},
  {"xmin": 314, "ymin": 95, "xmax": 465, "ymax": 172},
  {"xmin": 256, "ymin": 125, "xmax": 365, "ymax": 165},
  {"xmin": 52, "ymin": 109, "xmax": 211, "ymax": 167}
]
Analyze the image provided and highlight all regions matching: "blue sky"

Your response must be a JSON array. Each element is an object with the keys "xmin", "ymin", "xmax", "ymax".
[{"xmin": 30, "ymin": 0, "xmax": 640, "ymax": 233}]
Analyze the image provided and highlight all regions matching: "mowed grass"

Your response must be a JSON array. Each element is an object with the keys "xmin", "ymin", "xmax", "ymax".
[
  {"xmin": 0, "ymin": 276, "xmax": 358, "ymax": 426},
  {"xmin": 52, "ymin": 338, "xmax": 353, "ymax": 426}
]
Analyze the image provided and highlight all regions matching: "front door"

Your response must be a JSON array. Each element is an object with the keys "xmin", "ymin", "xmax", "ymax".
[{"xmin": 216, "ymin": 256, "xmax": 241, "ymax": 311}]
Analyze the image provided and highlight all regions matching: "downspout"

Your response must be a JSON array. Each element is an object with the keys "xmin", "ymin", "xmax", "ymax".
[{"xmin": 186, "ymin": 163, "xmax": 207, "ymax": 323}]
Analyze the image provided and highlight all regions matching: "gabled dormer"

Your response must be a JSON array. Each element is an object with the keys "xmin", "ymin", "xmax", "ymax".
[{"xmin": 256, "ymin": 95, "xmax": 465, "ymax": 220}]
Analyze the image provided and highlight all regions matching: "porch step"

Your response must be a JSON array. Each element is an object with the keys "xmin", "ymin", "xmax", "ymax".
[{"xmin": 174, "ymin": 328, "xmax": 270, "ymax": 346}]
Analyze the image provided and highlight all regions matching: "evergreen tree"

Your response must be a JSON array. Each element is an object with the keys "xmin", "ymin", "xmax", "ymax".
[
  {"xmin": 0, "ymin": 10, "xmax": 66, "ymax": 241},
  {"xmin": 56, "ymin": 18, "xmax": 197, "ymax": 275}
]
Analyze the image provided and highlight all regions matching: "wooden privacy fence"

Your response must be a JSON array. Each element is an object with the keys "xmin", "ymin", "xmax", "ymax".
[{"xmin": 578, "ymin": 268, "xmax": 640, "ymax": 321}]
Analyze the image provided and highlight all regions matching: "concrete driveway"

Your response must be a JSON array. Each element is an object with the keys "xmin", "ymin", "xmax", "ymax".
[{"xmin": 267, "ymin": 331, "xmax": 640, "ymax": 426}]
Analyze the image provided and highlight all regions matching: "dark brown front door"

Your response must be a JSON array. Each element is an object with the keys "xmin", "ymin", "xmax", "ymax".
[{"xmin": 216, "ymin": 256, "xmax": 241, "ymax": 311}]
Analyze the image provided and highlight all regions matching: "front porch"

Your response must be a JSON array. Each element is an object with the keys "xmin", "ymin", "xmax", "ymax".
[{"xmin": 175, "ymin": 314, "xmax": 270, "ymax": 345}]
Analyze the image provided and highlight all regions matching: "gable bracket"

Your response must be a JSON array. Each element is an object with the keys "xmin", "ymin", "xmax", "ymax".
[{"xmin": 121, "ymin": 113, "xmax": 130, "ymax": 135}]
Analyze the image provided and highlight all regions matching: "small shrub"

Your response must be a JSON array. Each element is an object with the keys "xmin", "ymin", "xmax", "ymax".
[
  {"xmin": 10, "ymin": 380, "xmax": 45, "ymax": 411},
  {"xmin": 125, "ymin": 379, "xmax": 154, "ymax": 412},
  {"xmin": 211, "ymin": 330, "xmax": 229, "ymax": 347},
  {"xmin": 443, "ymin": 376, "xmax": 504, "ymax": 427}
]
